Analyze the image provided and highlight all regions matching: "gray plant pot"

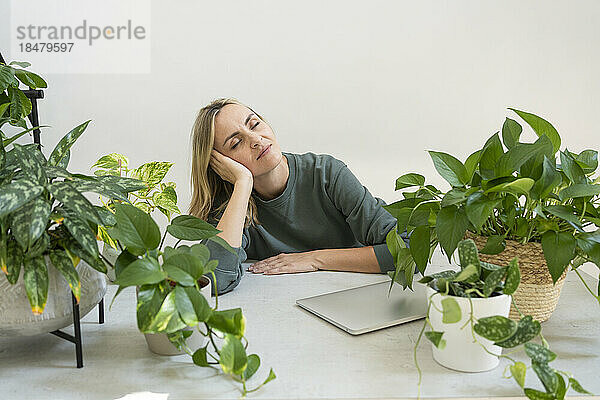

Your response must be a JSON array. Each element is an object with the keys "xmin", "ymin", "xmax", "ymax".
[{"xmin": 0, "ymin": 255, "xmax": 108, "ymax": 337}]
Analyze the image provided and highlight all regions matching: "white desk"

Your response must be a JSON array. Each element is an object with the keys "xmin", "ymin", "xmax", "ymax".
[{"xmin": 1, "ymin": 263, "xmax": 599, "ymax": 400}]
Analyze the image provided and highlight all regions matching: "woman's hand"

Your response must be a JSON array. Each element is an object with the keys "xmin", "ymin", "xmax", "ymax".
[
  {"xmin": 248, "ymin": 251, "xmax": 320, "ymax": 275},
  {"xmin": 210, "ymin": 149, "xmax": 253, "ymax": 185}
]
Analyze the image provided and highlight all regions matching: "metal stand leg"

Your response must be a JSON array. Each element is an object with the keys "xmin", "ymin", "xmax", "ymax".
[
  {"xmin": 50, "ymin": 293, "xmax": 84, "ymax": 368},
  {"xmin": 99, "ymin": 298, "xmax": 105, "ymax": 324}
]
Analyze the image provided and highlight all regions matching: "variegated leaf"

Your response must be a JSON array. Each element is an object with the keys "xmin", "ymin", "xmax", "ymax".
[
  {"xmin": 70, "ymin": 178, "xmax": 130, "ymax": 203},
  {"xmin": 92, "ymin": 206, "xmax": 116, "ymax": 226},
  {"xmin": 0, "ymin": 178, "xmax": 44, "ymax": 218},
  {"xmin": 47, "ymin": 181, "xmax": 102, "ymax": 225},
  {"xmin": 24, "ymin": 231, "xmax": 50, "ymax": 259},
  {"xmin": 23, "ymin": 255, "xmax": 48, "ymax": 315},
  {"xmin": 11, "ymin": 143, "xmax": 46, "ymax": 184},
  {"xmin": 61, "ymin": 214, "xmax": 100, "ymax": 257},
  {"xmin": 5, "ymin": 239, "xmax": 24, "ymax": 284},
  {"xmin": 91, "ymin": 153, "xmax": 128, "ymax": 170},
  {"xmin": 56, "ymin": 149, "xmax": 70, "ymax": 169},
  {"xmin": 44, "ymin": 165, "xmax": 72, "ymax": 179},
  {"xmin": 49, "ymin": 249, "xmax": 81, "ymax": 303},
  {"xmin": 48, "ymin": 120, "xmax": 90, "ymax": 166},
  {"xmin": 10, "ymin": 196, "xmax": 51, "ymax": 251},
  {"xmin": 63, "ymin": 239, "xmax": 107, "ymax": 274},
  {"xmin": 96, "ymin": 175, "xmax": 147, "ymax": 193},
  {"xmin": 0, "ymin": 133, "xmax": 5, "ymax": 170},
  {"xmin": 132, "ymin": 161, "xmax": 173, "ymax": 194}
]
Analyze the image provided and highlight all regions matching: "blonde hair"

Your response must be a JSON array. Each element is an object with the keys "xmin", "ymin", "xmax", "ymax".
[{"xmin": 188, "ymin": 97, "xmax": 266, "ymax": 228}]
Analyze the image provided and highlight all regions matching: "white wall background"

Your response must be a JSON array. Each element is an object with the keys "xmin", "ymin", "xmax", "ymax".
[{"xmin": 1, "ymin": 0, "xmax": 599, "ymax": 231}]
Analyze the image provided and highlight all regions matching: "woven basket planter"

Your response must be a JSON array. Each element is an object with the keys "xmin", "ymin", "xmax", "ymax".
[{"xmin": 464, "ymin": 231, "xmax": 568, "ymax": 322}]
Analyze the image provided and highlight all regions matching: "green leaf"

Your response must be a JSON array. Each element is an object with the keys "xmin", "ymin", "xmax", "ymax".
[
  {"xmin": 424, "ymin": 331, "xmax": 446, "ymax": 348},
  {"xmin": 167, "ymin": 215, "xmax": 220, "ymax": 241},
  {"xmin": 485, "ymin": 178, "xmax": 535, "ymax": 196},
  {"xmin": 441, "ymin": 188, "xmax": 467, "ymax": 208},
  {"xmin": 48, "ymin": 120, "xmax": 91, "ymax": 167},
  {"xmin": 114, "ymin": 257, "xmax": 166, "ymax": 287},
  {"xmin": 174, "ymin": 285, "xmax": 199, "ymax": 326},
  {"xmin": 524, "ymin": 388, "xmax": 556, "ymax": 400},
  {"xmin": 136, "ymin": 285, "xmax": 166, "ymax": 332},
  {"xmin": 532, "ymin": 361, "xmax": 558, "ymax": 394},
  {"xmin": 219, "ymin": 334, "xmax": 248, "ymax": 375},
  {"xmin": 0, "ymin": 178, "xmax": 44, "ymax": 218},
  {"xmin": 262, "ymin": 368, "xmax": 277, "ymax": 386},
  {"xmin": 9, "ymin": 61, "xmax": 31, "ymax": 68},
  {"xmin": 108, "ymin": 203, "xmax": 161, "ymax": 255},
  {"xmin": 524, "ymin": 342, "xmax": 556, "ymax": 363},
  {"xmin": 435, "ymin": 206, "xmax": 470, "ymax": 262},
  {"xmin": 164, "ymin": 264, "xmax": 196, "ymax": 286},
  {"xmin": 395, "ymin": 173, "xmax": 425, "ymax": 190},
  {"xmin": 409, "ymin": 225, "xmax": 430, "ymax": 275},
  {"xmin": 483, "ymin": 266, "xmax": 507, "ymax": 297},
  {"xmin": 163, "ymin": 253, "xmax": 205, "ymax": 281},
  {"xmin": 63, "ymin": 239, "xmax": 107, "ymax": 274},
  {"xmin": 428, "ymin": 151, "xmax": 469, "ymax": 187},
  {"xmin": 192, "ymin": 346, "xmax": 210, "ymax": 367},
  {"xmin": 244, "ymin": 354, "xmax": 261, "ymax": 380},
  {"xmin": 558, "ymin": 183, "xmax": 600, "ymax": 201},
  {"xmin": 495, "ymin": 316, "xmax": 541, "ymax": 348},
  {"xmin": 474, "ymin": 316, "xmax": 517, "ymax": 342},
  {"xmin": 575, "ymin": 149, "xmax": 598, "ymax": 173},
  {"xmin": 9, "ymin": 196, "xmax": 51, "ymax": 251},
  {"xmin": 7, "ymin": 87, "xmax": 32, "ymax": 121},
  {"xmin": 494, "ymin": 142, "xmax": 542, "ymax": 177},
  {"xmin": 0, "ymin": 65, "xmax": 19, "ymax": 91},
  {"xmin": 183, "ymin": 286, "xmax": 212, "ymax": 323},
  {"xmin": 480, "ymin": 235, "xmax": 506, "ymax": 255},
  {"xmin": 569, "ymin": 377, "xmax": 592, "ymax": 394},
  {"xmin": 541, "ymin": 231, "xmax": 576, "ymax": 283},
  {"xmin": 208, "ymin": 308, "xmax": 245, "ymax": 337},
  {"xmin": 452, "ymin": 264, "xmax": 478, "ymax": 282},
  {"xmin": 23, "ymin": 255, "xmax": 48, "ymax": 315},
  {"xmin": 146, "ymin": 290, "xmax": 187, "ymax": 333},
  {"xmin": 441, "ymin": 297, "xmax": 461, "ymax": 323},
  {"xmin": 14, "ymin": 69, "xmax": 47, "ymax": 89},
  {"xmin": 502, "ymin": 117, "xmax": 522, "ymax": 149},
  {"xmin": 509, "ymin": 108, "xmax": 561, "ymax": 154},
  {"xmin": 560, "ymin": 150, "xmax": 587, "ymax": 185},
  {"xmin": 49, "ymin": 250, "xmax": 81, "ymax": 303},
  {"xmin": 504, "ymin": 257, "xmax": 520, "ymax": 295},
  {"xmin": 71, "ymin": 178, "xmax": 131, "ymax": 203},
  {"xmin": 510, "ymin": 362, "xmax": 527, "ymax": 388},
  {"xmin": 479, "ymin": 133, "xmax": 504, "ymax": 179},
  {"xmin": 543, "ymin": 205, "xmax": 582, "ymax": 227},
  {"xmin": 555, "ymin": 373, "xmax": 566, "ymax": 400},
  {"xmin": 465, "ymin": 192, "xmax": 499, "ymax": 231},
  {"xmin": 132, "ymin": 161, "xmax": 174, "ymax": 194},
  {"xmin": 114, "ymin": 249, "xmax": 138, "ymax": 277},
  {"xmin": 457, "ymin": 239, "xmax": 480, "ymax": 270}
]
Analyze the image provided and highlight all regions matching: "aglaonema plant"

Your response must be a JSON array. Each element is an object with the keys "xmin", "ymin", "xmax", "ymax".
[
  {"xmin": 0, "ymin": 120, "xmax": 146, "ymax": 314},
  {"xmin": 385, "ymin": 108, "xmax": 600, "ymax": 304},
  {"xmin": 105, "ymin": 203, "xmax": 275, "ymax": 397},
  {"xmin": 411, "ymin": 239, "xmax": 592, "ymax": 400}
]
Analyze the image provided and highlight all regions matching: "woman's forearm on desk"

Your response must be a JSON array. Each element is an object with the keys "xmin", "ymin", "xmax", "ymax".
[{"xmin": 313, "ymin": 246, "xmax": 382, "ymax": 274}]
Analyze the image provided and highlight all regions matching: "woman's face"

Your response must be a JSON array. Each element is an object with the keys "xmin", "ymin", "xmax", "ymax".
[{"xmin": 213, "ymin": 103, "xmax": 283, "ymax": 176}]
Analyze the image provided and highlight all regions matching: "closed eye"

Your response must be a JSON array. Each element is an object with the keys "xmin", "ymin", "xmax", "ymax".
[{"xmin": 232, "ymin": 121, "xmax": 260, "ymax": 149}]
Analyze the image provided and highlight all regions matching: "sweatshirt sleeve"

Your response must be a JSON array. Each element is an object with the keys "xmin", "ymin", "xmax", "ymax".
[
  {"xmin": 326, "ymin": 160, "xmax": 410, "ymax": 273},
  {"xmin": 200, "ymin": 211, "xmax": 250, "ymax": 296}
]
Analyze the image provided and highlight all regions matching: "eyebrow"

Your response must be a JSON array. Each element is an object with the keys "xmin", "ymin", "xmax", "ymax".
[{"xmin": 223, "ymin": 113, "xmax": 255, "ymax": 147}]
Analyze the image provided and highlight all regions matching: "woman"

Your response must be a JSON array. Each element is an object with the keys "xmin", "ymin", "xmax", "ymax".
[{"xmin": 189, "ymin": 98, "xmax": 409, "ymax": 295}]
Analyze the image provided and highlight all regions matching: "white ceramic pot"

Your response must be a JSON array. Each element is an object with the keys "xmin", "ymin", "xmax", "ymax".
[
  {"xmin": 139, "ymin": 275, "xmax": 212, "ymax": 356},
  {"xmin": 101, "ymin": 243, "xmax": 119, "ymax": 283},
  {"xmin": 426, "ymin": 285, "xmax": 511, "ymax": 372},
  {"xmin": 0, "ymin": 255, "xmax": 108, "ymax": 336}
]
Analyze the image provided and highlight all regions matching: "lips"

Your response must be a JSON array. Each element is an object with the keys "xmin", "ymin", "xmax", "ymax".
[{"xmin": 257, "ymin": 144, "xmax": 271, "ymax": 160}]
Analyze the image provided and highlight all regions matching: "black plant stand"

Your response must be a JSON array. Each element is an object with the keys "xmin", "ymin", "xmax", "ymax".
[{"xmin": 1, "ymin": 50, "xmax": 105, "ymax": 368}]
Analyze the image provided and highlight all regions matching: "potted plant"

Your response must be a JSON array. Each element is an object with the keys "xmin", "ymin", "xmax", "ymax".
[
  {"xmin": 411, "ymin": 238, "xmax": 592, "ymax": 400},
  {"xmin": 385, "ymin": 108, "xmax": 600, "ymax": 321},
  {"xmin": 0, "ymin": 60, "xmax": 146, "ymax": 334},
  {"xmin": 89, "ymin": 152, "xmax": 180, "ymax": 280},
  {"xmin": 105, "ymin": 202, "xmax": 276, "ymax": 397}
]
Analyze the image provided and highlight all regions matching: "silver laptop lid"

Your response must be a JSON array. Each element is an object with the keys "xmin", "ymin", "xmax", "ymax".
[{"xmin": 296, "ymin": 280, "xmax": 427, "ymax": 335}]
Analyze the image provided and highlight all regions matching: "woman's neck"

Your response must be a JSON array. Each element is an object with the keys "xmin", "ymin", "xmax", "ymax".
[{"xmin": 252, "ymin": 154, "xmax": 289, "ymax": 201}]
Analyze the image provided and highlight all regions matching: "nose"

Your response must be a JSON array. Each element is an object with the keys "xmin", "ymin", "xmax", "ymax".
[{"xmin": 249, "ymin": 133, "xmax": 262, "ymax": 148}]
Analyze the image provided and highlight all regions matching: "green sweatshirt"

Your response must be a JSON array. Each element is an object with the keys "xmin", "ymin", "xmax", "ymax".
[{"xmin": 202, "ymin": 151, "xmax": 409, "ymax": 294}]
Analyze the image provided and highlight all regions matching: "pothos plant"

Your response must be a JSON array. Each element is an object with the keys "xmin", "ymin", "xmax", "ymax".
[
  {"xmin": 105, "ymin": 203, "xmax": 275, "ymax": 397},
  {"xmin": 90, "ymin": 153, "xmax": 180, "ymax": 250},
  {"xmin": 385, "ymin": 108, "xmax": 600, "ymax": 304},
  {"xmin": 413, "ymin": 239, "xmax": 592, "ymax": 400}
]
